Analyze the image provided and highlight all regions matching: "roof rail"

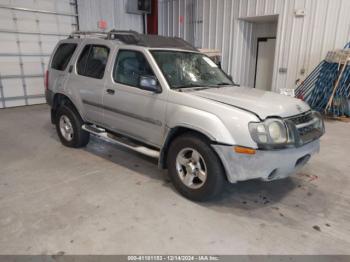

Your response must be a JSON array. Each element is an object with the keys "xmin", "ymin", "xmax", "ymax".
[
  {"xmin": 68, "ymin": 31, "xmax": 108, "ymax": 39},
  {"xmin": 68, "ymin": 30, "xmax": 140, "ymax": 42},
  {"xmin": 67, "ymin": 29, "xmax": 197, "ymax": 51}
]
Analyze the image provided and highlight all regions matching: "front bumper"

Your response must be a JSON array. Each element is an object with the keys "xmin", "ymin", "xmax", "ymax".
[{"xmin": 212, "ymin": 139, "xmax": 320, "ymax": 183}]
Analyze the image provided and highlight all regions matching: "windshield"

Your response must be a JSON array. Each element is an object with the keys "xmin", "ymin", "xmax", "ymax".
[{"xmin": 151, "ymin": 50, "xmax": 233, "ymax": 89}]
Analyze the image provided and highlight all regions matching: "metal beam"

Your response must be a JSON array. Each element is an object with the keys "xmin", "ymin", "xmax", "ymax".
[
  {"xmin": 0, "ymin": 94, "xmax": 45, "ymax": 102},
  {"xmin": 0, "ymin": 53, "xmax": 50, "ymax": 57},
  {"xmin": 1, "ymin": 74, "xmax": 44, "ymax": 80},
  {"xmin": 0, "ymin": 5, "xmax": 78, "ymax": 17},
  {"xmin": 0, "ymin": 29, "xmax": 68, "ymax": 37}
]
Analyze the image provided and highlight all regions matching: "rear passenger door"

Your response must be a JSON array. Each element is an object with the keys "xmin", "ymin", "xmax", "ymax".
[{"xmin": 66, "ymin": 43, "xmax": 110, "ymax": 125}]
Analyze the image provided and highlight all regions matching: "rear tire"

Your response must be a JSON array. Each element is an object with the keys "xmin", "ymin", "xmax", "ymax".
[
  {"xmin": 55, "ymin": 105, "xmax": 90, "ymax": 148},
  {"xmin": 167, "ymin": 133, "xmax": 226, "ymax": 201}
]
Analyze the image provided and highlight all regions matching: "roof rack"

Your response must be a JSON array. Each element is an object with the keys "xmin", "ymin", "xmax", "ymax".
[
  {"xmin": 68, "ymin": 31, "xmax": 108, "ymax": 39},
  {"xmin": 107, "ymin": 30, "xmax": 140, "ymax": 43},
  {"xmin": 68, "ymin": 29, "xmax": 197, "ymax": 51},
  {"xmin": 68, "ymin": 30, "xmax": 142, "ymax": 42}
]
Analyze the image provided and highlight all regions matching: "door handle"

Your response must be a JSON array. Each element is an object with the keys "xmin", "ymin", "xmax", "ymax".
[
  {"xmin": 68, "ymin": 65, "xmax": 73, "ymax": 73},
  {"xmin": 106, "ymin": 88, "xmax": 115, "ymax": 95}
]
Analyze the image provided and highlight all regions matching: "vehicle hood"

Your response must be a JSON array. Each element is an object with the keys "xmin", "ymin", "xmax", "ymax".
[{"xmin": 187, "ymin": 86, "xmax": 310, "ymax": 119}]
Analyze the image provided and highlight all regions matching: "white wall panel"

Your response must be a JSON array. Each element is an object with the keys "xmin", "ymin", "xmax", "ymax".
[
  {"xmin": 0, "ymin": 57, "xmax": 20, "ymax": 75},
  {"xmin": 2, "ymin": 79, "xmax": 23, "ymax": 97},
  {"xmin": 27, "ymin": 97, "xmax": 45, "ymax": 105},
  {"xmin": 159, "ymin": 0, "xmax": 350, "ymax": 92},
  {"xmin": 5, "ymin": 99, "xmax": 26, "ymax": 107},
  {"xmin": 26, "ymin": 78, "xmax": 44, "ymax": 95},
  {"xmin": 0, "ymin": 0, "xmax": 77, "ymax": 108}
]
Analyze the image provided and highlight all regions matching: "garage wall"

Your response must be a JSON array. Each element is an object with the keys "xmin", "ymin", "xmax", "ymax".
[
  {"xmin": 158, "ymin": 0, "xmax": 350, "ymax": 92},
  {"xmin": 0, "ymin": 0, "xmax": 78, "ymax": 108},
  {"xmin": 76, "ymin": 0, "xmax": 143, "ymax": 32}
]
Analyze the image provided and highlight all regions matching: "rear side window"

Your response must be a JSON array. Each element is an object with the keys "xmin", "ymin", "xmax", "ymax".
[
  {"xmin": 51, "ymin": 43, "xmax": 77, "ymax": 71},
  {"xmin": 77, "ymin": 45, "xmax": 110, "ymax": 79}
]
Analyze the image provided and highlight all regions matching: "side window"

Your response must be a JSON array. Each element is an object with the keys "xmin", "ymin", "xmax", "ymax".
[
  {"xmin": 76, "ymin": 45, "xmax": 110, "ymax": 79},
  {"xmin": 51, "ymin": 43, "xmax": 77, "ymax": 71},
  {"xmin": 113, "ymin": 50, "xmax": 154, "ymax": 87}
]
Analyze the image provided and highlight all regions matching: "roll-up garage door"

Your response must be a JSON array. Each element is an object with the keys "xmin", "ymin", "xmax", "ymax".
[{"xmin": 0, "ymin": 0, "xmax": 78, "ymax": 108}]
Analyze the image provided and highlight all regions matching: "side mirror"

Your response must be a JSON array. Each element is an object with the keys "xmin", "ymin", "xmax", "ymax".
[{"xmin": 139, "ymin": 76, "xmax": 161, "ymax": 93}]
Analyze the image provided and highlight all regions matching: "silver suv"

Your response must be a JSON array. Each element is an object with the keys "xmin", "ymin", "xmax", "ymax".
[{"xmin": 45, "ymin": 30, "xmax": 324, "ymax": 201}]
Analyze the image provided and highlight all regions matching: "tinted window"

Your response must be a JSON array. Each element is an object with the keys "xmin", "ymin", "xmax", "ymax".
[
  {"xmin": 51, "ymin": 43, "xmax": 77, "ymax": 71},
  {"xmin": 113, "ymin": 50, "xmax": 154, "ymax": 87},
  {"xmin": 77, "ymin": 45, "xmax": 109, "ymax": 79}
]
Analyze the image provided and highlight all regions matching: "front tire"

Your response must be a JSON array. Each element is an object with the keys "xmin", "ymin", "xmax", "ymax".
[
  {"xmin": 55, "ymin": 105, "xmax": 90, "ymax": 148},
  {"xmin": 167, "ymin": 133, "xmax": 226, "ymax": 201}
]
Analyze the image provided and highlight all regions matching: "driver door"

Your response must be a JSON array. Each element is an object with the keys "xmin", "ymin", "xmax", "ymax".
[{"xmin": 102, "ymin": 49, "xmax": 166, "ymax": 147}]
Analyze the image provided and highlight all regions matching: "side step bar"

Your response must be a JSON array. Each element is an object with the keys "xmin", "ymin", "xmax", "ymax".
[{"xmin": 82, "ymin": 124, "xmax": 160, "ymax": 158}]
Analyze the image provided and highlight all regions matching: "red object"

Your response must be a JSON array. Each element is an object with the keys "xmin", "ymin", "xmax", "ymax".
[
  {"xmin": 98, "ymin": 19, "xmax": 107, "ymax": 30},
  {"xmin": 44, "ymin": 70, "xmax": 49, "ymax": 90},
  {"xmin": 147, "ymin": 0, "xmax": 158, "ymax": 34},
  {"xmin": 179, "ymin": 16, "xmax": 184, "ymax": 24}
]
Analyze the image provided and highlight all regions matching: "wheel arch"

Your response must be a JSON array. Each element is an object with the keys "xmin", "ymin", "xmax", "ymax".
[
  {"xmin": 159, "ymin": 126, "xmax": 216, "ymax": 169},
  {"xmin": 51, "ymin": 93, "xmax": 82, "ymax": 123}
]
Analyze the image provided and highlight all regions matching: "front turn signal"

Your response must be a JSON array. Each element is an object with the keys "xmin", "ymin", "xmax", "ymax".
[{"xmin": 234, "ymin": 146, "xmax": 256, "ymax": 155}]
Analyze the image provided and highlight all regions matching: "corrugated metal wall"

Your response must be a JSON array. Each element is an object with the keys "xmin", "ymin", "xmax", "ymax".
[
  {"xmin": 77, "ymin": 0, "xmax": 143, "ymax": 32},
  {"xmin": 158, "ymin": 0, "xmax": 350, "ymax": 91}
]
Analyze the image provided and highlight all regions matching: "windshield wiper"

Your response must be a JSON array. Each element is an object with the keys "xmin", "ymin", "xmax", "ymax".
[
  {"xmin": 174, "ymin": 82, "xmax": 232, "ymax": 91},
  {"xmin": 217, "ymin": 82, "xmax": 232, "ymax": 86},
  {"xmin": 205, "ymin": 82, "xmax": 232, "ymax": 88},
  {"xmin": 173, "ymin": 84, "xmax": 201, "ymax": 89}
]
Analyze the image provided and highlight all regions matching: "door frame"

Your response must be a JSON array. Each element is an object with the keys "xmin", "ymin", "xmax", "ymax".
[{"xmin": 253, "ymin": 37, "xmax": 276, "ymax": 89}]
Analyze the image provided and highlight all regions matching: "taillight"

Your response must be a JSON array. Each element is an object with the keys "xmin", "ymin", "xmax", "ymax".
[{"xmin": 44, "ymin": 70, "xmax": 49, "ymax": 90}]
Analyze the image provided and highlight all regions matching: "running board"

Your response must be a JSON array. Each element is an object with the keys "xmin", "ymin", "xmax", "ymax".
[{"xmin": 82, "ymin": 124, "xmax": 160, "ymax": 158}]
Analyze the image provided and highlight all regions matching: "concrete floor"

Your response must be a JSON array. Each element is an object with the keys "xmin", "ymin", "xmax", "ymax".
[{"xmin": 0, "ymin": 104, "xmax": 349, "ymax": 255}]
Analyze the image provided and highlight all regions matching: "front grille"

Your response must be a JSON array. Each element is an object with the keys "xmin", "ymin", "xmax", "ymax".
[
  {"xmin": 298, "ymin": 124, "xmax": 315, "ymax": 137},
  {"xmin": 287, "ymin": 111, "xmax": 313, "ymax": 125},
  {"xmin": 286, "ymin": 111, "xmax": 322, "ymax": 145}
]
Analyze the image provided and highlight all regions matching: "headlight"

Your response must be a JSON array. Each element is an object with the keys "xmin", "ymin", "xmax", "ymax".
[
  {"xmin": 249, "ymin": 111, "xmax": 324, "ymax": 149},
  {"xmin": 249, "ymin": 118, "xmax": 291, "ymax": 148},
  {"xmin": 311, "ymin": 111, "xmax": 325, "ymax": 132},
  {"xmin": 268, "ymin": 121, "xmax": 285, "ymax": 142}
]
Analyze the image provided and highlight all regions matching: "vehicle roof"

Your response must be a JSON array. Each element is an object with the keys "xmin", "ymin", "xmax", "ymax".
[{"xmin": 64, "ymin": 30, "xmax": 198, "ymax": 52}]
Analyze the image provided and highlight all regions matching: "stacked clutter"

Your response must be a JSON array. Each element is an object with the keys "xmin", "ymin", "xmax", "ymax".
[{"xmin": 295, "ymin": 44, "xmax": 350, "ymax": 117}]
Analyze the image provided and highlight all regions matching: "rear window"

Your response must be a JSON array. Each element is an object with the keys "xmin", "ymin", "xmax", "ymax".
[{"xmin": 51, "ymin": 43, "xmax": 77, "ymax": 71}]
